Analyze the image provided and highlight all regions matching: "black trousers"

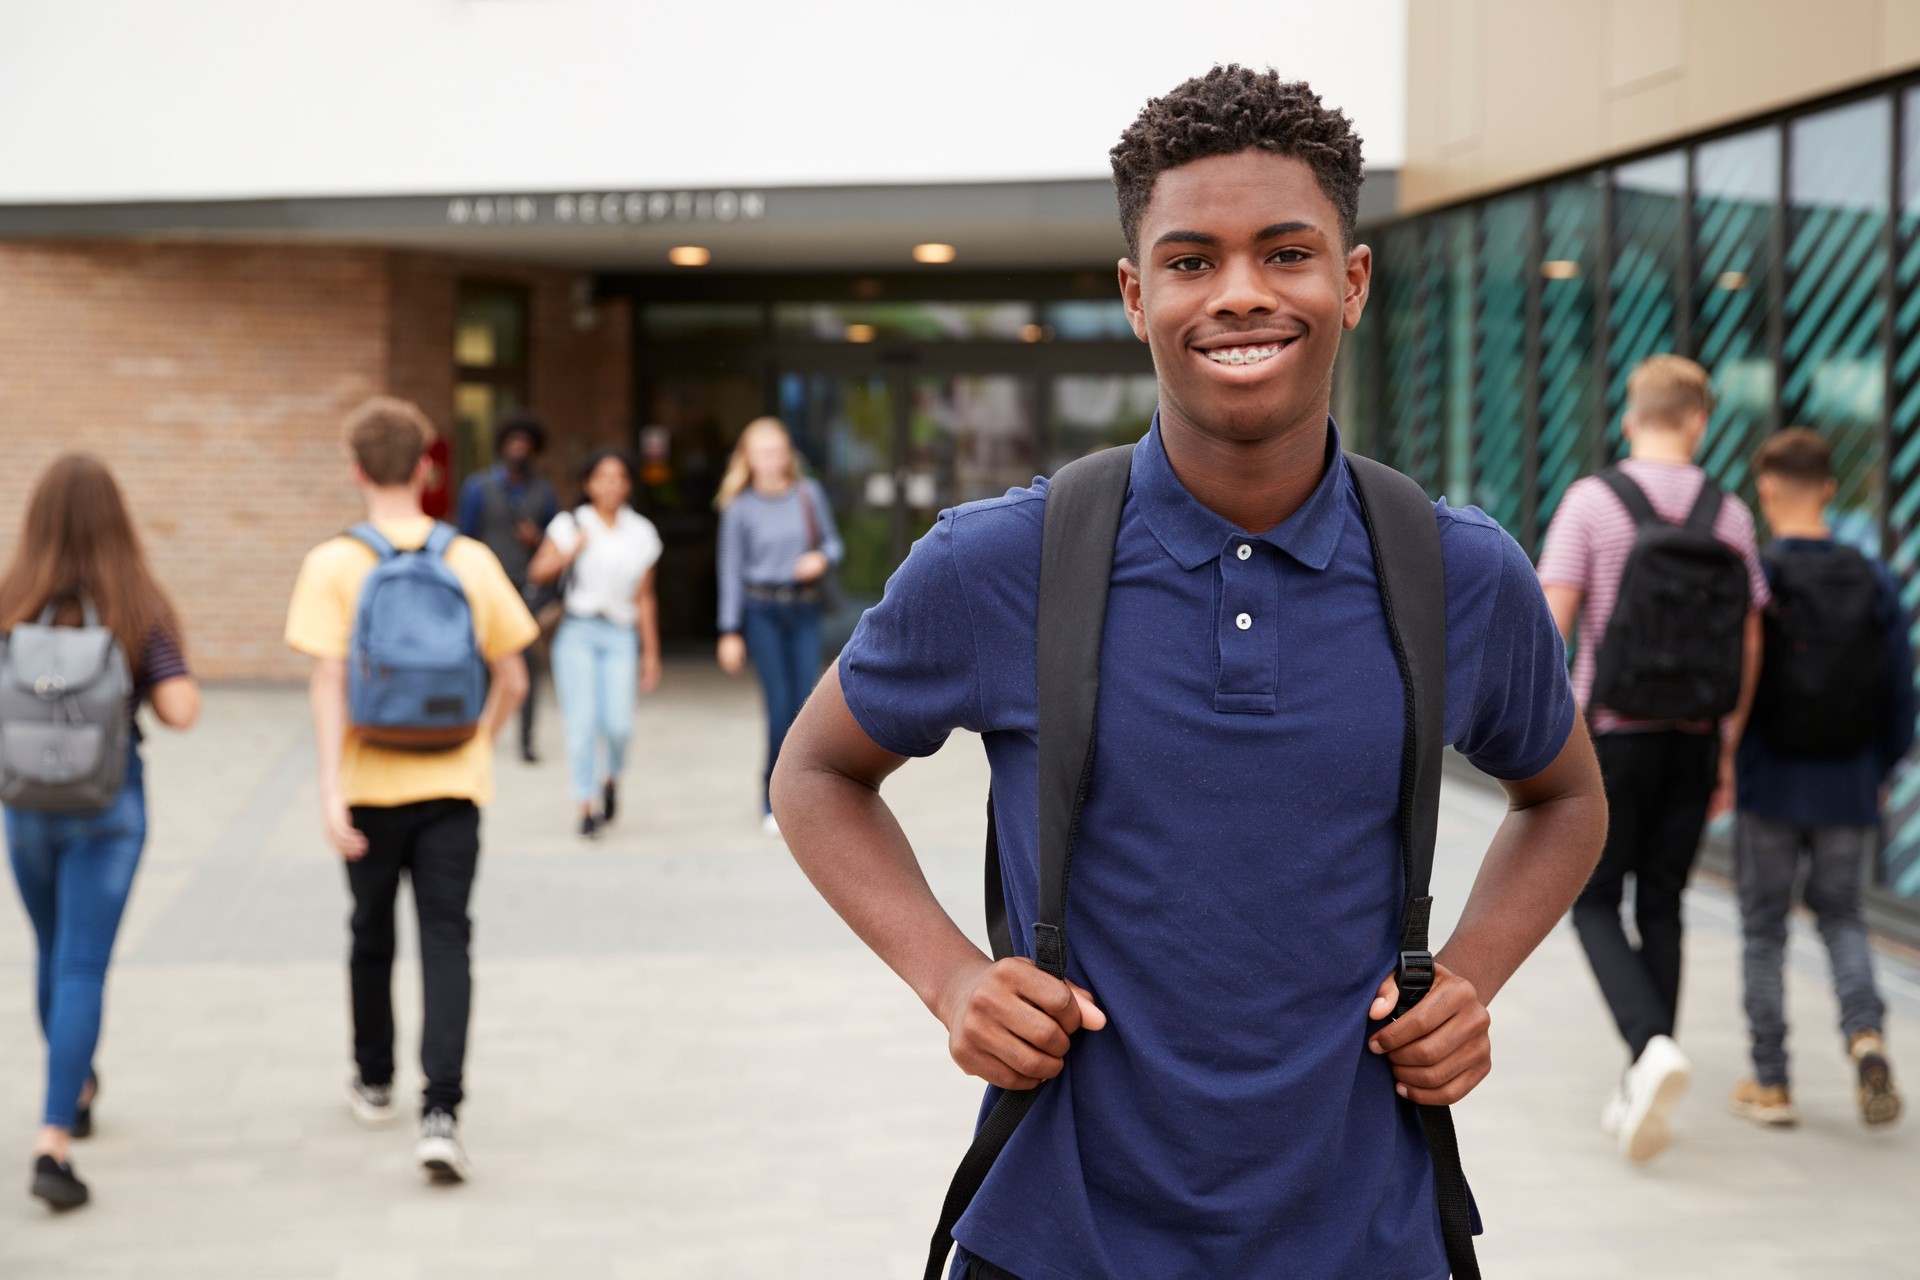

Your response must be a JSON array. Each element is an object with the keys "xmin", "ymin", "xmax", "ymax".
[
  {"xmin": 520, "ymin": 640, "xmax": 541, "ymax": 753},
  {"xmin": 345, "ymin": 799, "xmax": 480, "ymax": 1116},
  {"xmin": 1572, "ymin": 731, "xmax": 1718, "ymax": 1061}
]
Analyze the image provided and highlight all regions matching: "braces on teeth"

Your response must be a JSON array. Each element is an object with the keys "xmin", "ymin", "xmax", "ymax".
[{"xmin": 1205, "ymin": 345, "xmax": 1282, "ymax": 365}]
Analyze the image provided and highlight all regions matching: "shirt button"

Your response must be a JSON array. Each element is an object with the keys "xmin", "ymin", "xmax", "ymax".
[
  {"xmin": 1235, "ymin": 612, "xmax": 1253, "ymax": 631},
  {"xmin": 1236, "ymin": 544, "xmax": 1252, "ymax": 560}
]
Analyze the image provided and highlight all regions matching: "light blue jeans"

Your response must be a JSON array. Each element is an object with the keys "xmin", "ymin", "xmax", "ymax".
[
  {"xmin": 6, "ymin": 753, "xmax": 147, "ymax": 1129},
  {"xmin": 551, "ymin": 616, "xmax": 638, "ymax": 805}
]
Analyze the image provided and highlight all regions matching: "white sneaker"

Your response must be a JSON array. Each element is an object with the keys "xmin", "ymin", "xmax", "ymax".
[
  {"xmin": 1600, "ymin": 1082, "xmax": 1629, "ymax": 1139},
  {"xmin": 761, "ymin": 812, "xmax": 782, "ymax": 839},
  {"xmin": 416, "ymin": 1110, "xmax": 469, "ymax": 1183},
  {"xmin": 1617, "ymin": 1034, "xmax": 1691, "ymax": 1162},
  {"xmin": 346, "ymin": 1077, "xmax": 398, "ymax": 1128}
]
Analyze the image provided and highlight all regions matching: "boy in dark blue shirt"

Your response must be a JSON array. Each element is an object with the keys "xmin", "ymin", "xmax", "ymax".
[
  {"xmin": 773, "ymin": 67, "xmax": 1609, "ymax": 1279},
  {"xmin": 1731, "ymin": 427, "xmax": 1906, "ymax": 1129}
]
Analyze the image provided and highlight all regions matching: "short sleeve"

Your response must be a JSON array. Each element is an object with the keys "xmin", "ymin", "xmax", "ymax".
[
  {"xmin": 1535, "ymin": 481, "xmax": 1596, "ymax": 592},
  {"xmin": 634, "ymin": 515, "xmax": 664, "ymax": 574},
  {"xmin": 141, "ymin": 626, "xmax": 192, "ymax": 686},
  {"xmin": 284, "ymin": 542, "xmax": 357, "ymax": 660},
  {"xmin": 1446, "ymin": 517, "xmax": 1578, "ymax": 780},
  {"xmin": 461, "ymin": 541, "xmax": 541, "ymax": 660},
  {"xmin": 837, "ymin": 512, "xmax": 985, "ymax": 758},
  {"xmin": 545, "ymin": 510, "xmax": 581, "ymax": 555},
  {"xmin": 1717, "ymin": 497, "xmax": 1771, "ymax": 610}
]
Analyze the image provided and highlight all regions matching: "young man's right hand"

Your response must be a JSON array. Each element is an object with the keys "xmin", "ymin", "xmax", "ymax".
[
  {"xmin": 323, "ymin": 795, "xmax": 369, "ymax": 861},
  {"xmin": 939, "ymin": 956, "xmax": 1107, "ymax": 1090}
]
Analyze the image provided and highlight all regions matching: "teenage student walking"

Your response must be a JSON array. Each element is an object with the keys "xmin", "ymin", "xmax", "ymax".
[
  {"xmin": 1, "ymin": 455, "xmax": 200, "ymax": 1210},
  {"xmin": 714, "ymin": 417, "xmax": 842, "ymax": 836},
  {"xmin": 774, "ymin": 67, "xmax": 1608, "ymax": 1280},
  {"xmin": 1538, "ymin": 354, "xmax": 1770, "ymax": 1163},
  {"xmin": 457, "ymin": 412, "xmax": 559, "ymax": 763},
  {"xmin": 528, "ymin": 450, "xmax": 662, "ymax": 839},
  {"xmin": 1730, "ymin": 427, "xmax": 1906, "ymax": 1129},
  {"xmin": 286, "ymin": 397, "xmax": 537, "ymax": 1182}
]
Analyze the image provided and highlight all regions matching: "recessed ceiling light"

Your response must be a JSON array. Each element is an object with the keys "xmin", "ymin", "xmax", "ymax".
[
  {"xmin": 912, "ymin": 243, "xmax": 958, "ymax": 265},
  {"xmin": 845, "ymin": 323, "xmax": 877, "ymax": 343},
  {"xmin": 667, "ymin": 246, "xmax": 711, "ymax": 267},
  {"xmin": 1540, "ymin": 259, "xmax": 1580, "ymax": 280},
  {"xmin": 1020, "ymin": 324, "xmax": 1049, "ymax": 343},
  {"xmin": 1717, "ymin": 270, "xmax": 1750, "ymax": 291}
]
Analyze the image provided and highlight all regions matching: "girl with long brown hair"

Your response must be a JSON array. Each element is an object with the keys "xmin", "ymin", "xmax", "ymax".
[
  {"xmin": 713, "ymin": 418, "xmax": 841, "ymax": 835},
  {"xmin": 0, "ymin": 454, "xmax": 199, "ymax": 1210}
]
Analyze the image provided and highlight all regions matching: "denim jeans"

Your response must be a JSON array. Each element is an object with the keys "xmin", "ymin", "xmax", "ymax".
[
  {"xmin": 1733, "ymin": 812, "xmax": 1887, "ymax": 1088},
  {"xmin": 6, "ymin": 753, "xmax": 147, "ymax": 1130},
  {"xmin": 742, "ymin": 599, "xmax": 822, "ymax": 812},
  {"xmin": 347, "ymin": 798, "xmax": 479, "ymax": 1116},
  {"xmin": 552, "ymin": 615, "xmax": 638, "ymax": 806}
]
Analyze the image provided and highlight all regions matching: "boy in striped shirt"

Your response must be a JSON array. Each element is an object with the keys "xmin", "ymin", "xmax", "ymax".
[{"xmin": 1538, "ymin": 355, "xmax": 1769, "ymax": 1163}]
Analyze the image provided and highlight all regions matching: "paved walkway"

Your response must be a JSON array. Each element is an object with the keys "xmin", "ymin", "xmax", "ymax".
[{"xmin": 1, "ymin": 666, "xmax": 1916, "ymax": 1279}]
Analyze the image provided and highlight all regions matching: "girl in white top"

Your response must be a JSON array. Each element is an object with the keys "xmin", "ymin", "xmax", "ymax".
[{"xmin": 528, "ymin": 450, "xmax": 663, "ymax": 838}]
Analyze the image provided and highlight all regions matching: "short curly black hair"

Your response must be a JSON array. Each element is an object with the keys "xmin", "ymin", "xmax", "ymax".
[{"xmin": 1110, "ymin": 66, "xmax": 1365, "ymax": 259}]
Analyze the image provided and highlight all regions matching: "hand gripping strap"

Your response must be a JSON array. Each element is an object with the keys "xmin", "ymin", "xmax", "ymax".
[
  {"xmin": 926, "ymin": 443, "xmax": 1135, "ymax": 1280},
  {"xmin": 1347, "ymin": 452, "xmax": 1479, "ymax": 1280}
]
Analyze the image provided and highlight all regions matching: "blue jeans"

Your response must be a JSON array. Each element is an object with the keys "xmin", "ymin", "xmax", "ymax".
[
  {"xmin": 1733, "ymin": 812, "xmax": 1887, "ymax": 1087},
  {"xmin": 552, "ymin": 615, "xmax": 638, "ymax": 805},
  {"xmin": 6, "ymin": 754, "xmax": 147, "ymax": 1130},
  {"xmin": 742, "ymin": 599, "xmax": 822, "ymax": 811}
]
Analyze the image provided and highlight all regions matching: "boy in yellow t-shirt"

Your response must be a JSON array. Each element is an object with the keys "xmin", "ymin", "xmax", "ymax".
[{"xmin": 285, "ymin": 397, "xmax": 537, "ymax": 1184}]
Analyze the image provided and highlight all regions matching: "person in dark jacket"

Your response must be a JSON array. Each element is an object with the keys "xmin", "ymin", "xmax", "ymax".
[
  {"xmin": 1731, "ymin": 427, "xmax": 1906, "ymax": 1130},
  {"xmin": 457, "ymin": 413, "xmax": 559, "ymax": 762}
]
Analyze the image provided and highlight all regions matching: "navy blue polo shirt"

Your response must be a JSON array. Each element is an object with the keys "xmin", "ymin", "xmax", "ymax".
[{"xmin": 839, "ymin": 421, "xmax": 1575, "ymax": 1280}]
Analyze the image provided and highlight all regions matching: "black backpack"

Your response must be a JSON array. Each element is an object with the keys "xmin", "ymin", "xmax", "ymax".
[
  {"xmin": 1589, "ymin": 469, "xmax": 1750, "ymax": 721},
  {"xmin": 925, "ymin": 445, "xmax": 1481, "ymax": 1280},
  {"xmin": 1753, "ymin": 542, "xmax": 1886, "ymax": 758}
]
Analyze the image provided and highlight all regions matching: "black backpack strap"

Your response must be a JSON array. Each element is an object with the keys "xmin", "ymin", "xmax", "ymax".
[
  {"xmin": 927, "ymin": 443, "xmax": 1135, "ymax": 1280},
  {"xmin": 983, "ymin": 788, "xmax": 1012, "ymax": 961},
  {"xmin": 1346, "ymin": 452, "xmax": 1480, "ymax": 1280},
  {"xmin": 1683, "ymin": 477, "xmax": 1724, "ymax": 534},
  {"xmin": 1595, "ymin": 466, "xmax": 1660, "ymax": 529}
]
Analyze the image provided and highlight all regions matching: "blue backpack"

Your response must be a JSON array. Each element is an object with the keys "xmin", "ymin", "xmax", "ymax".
[{"xmin": 347, "ymin": 522, "xmax": 488, "ymax": 750}]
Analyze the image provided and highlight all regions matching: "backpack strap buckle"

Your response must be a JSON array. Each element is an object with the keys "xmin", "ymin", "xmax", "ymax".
[{"xmin": 1393, "ymin": 949, "xmax": 1435, "ymax": 1018}]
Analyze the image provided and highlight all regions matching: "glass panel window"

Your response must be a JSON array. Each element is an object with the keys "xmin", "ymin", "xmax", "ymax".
[
  {"xmin": 1608, "ymin": 151, "xmax": 1688, "ymax": 456},
  {"xmin": 1537, "ymin": 176, "xmax": 1603, "ymax": 541},
  {"xmin": 1044, "ymin": 300, "xmax": 1138, "ymax": 341},
  {"xmin": 776, "ymin": 373, "xmax": 897, "ymax": 605},
  {"xmin": 1693, "ymin": 127, "xmax": 1780, "ymax": 502},
  {"xmin": 772, "ymin": 301, "xmax": 1035, "ymax": 342},
  {"xmin": 1785, "ymin": 97, "xmax": 1890, "ymax": 535},
  {"xmin": 1472, "ymin": 198, "xmax": 1528, "ymax": 530},
  {"xmin": 1049, "ymin": 374, "xmax": 1158, "ymax": 471},
  {"xmin": 908, "ymin": 376, "xmax": 1039, "ymax": 526},
  {"xmin": 1379, "ymin": 223, "xmax": 1427, "ymax": 483},
  {"xmin": 641, "ymin": 303, "xmax": 766, "ymax": 340},
  {"xmin": 453, "ymin": 281, "xmax": 530, "ymax": 481}
]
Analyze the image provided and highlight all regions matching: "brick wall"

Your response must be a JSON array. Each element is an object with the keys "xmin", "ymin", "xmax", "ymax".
[{"xmin": 0, "ymin": 240, "xmax": 631, "ymax": 679}]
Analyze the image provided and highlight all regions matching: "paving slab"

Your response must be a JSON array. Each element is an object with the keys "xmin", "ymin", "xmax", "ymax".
[{"xmin": 0, "ymin": 665, "xmax": 1914, "ymax": 1278}]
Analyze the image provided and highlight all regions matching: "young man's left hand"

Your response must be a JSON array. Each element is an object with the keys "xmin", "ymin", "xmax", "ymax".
[{"xmin": 1365, "ymin": 962, "xmax": 1492, "ymax": 1106}]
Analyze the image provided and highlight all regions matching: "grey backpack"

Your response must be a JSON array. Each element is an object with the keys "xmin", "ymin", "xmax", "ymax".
[{"xmin": 0, "ymin": 598, "xmax": 133, "ymax": 812}]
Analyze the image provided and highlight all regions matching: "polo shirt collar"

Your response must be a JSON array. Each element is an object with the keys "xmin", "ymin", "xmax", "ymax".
[{"xmin": 1131, "ymin": 416, "xmax": 1349, "ymax": 572}]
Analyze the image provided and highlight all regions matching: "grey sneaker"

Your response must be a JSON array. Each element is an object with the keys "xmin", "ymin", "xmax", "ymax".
[
  {"xmin": 346, "ymin": 1077, "xmax": 398, "ymax": 1128},
  {"xmin": 417, "ymin": 1109, "xmax": 469, "ymax": 1183}
]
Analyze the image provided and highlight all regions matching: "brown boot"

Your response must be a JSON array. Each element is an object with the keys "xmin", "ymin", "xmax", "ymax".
[
  {"xmin": 1729, "ymin": 1078, "xmax": 1797, "ymax": 1127},
  {"xmin": 1850, "ymin": 1031, "xmax": 1902, "ymax": 1128}
]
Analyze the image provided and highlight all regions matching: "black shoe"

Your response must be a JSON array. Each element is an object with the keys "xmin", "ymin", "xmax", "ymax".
[
  {"xmin": 580, "ymin": 813, "xmax": 601, "ymax": 840},
  {"xmin": 71, "ymin": 1072, "xmax": 96, "ymax": 1140},
  {"xmin": 520, "ymin": 741, "xmax": 538, "ymax": 765},
  {"xmin": 602, "ymin": 780, "xmax": 618, "ymax": 824},
  {"xmin": 416, "ymin": 1109, "xmax": 470, "ymax": 1183},
  {"xmin": 31, "ymin": 1155, "xmax": 88, "ymax": 1210}
]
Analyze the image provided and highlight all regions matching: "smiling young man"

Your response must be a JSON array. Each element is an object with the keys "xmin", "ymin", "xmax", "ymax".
[{"xmin": 774, "ymin": 68, "xmax": 1607, "ymax": 1279}]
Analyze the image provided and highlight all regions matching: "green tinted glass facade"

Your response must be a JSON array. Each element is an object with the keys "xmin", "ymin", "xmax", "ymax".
[{"xmin": 1340, "ymin": 78, "xmax": 1920, "ymax": 908}]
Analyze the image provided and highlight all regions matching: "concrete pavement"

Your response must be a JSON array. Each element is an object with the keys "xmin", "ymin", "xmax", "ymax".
[{"xmin": 0, "ymin": 666, "xmax": 1915, "ymax": 1279}]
